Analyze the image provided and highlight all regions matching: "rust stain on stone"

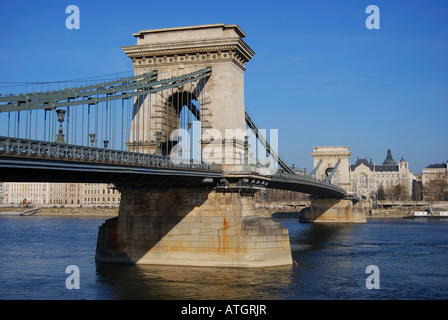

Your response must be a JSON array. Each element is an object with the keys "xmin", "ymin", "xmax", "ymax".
[{"xmin": 219, "ymin": 217, "xmax": 229, "ymax": 254}]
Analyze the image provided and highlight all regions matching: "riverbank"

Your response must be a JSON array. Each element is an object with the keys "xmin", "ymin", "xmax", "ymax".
[
  {"xmin": 0, "ymin": 207, "xmax": 119, "ymax": 217},
  {"xmin": 258, "ymin": 207, "xmax": 448, "ymax": 219},
  {"xmin": 367, "ymin": 209, "xmax": 409, "ymax": 219},
  {"xmin": 0, "ymin": 206, "xmax": 303, "ymax": 218},
  {"xmin": 0, "ymin": 207, "xmax": 420, "ymax": 219},
  {"xmin": 0, "ymin": 205, "xmax": 445, "ymax": 219}
]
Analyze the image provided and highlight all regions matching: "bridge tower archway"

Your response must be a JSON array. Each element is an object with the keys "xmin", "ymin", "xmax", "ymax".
[{"xmin": 128, "ymin": 83, "xmax": 203, "ymax": 158}]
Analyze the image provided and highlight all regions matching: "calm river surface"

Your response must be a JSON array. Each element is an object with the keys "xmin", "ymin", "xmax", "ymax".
[{"xmin": 0, "ymin": 216, "xmax": 447, "ymax": 300}]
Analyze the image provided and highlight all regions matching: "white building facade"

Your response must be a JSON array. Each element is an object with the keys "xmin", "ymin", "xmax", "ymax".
[
  {"xmin": 350, "ymin": 148, "xmax": 414, "ymax": 199},
  {"xmin": 2, "ymin": 182, "xmax": 120, "ymax": 207},
  {"xmin": 422, "ymin": 162, "xmax": 448, "ymax": 185}
]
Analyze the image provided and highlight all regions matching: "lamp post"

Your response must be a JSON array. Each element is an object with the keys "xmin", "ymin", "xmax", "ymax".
[
  {"xmin": 155, "ymin": 131, "xmax": 162, "ymax": 155},
  {"xmin": 243, "ymin": 135, "xmax": 249, "ymax": 166},
  {"xmin": 55, "ymin": 109, "xmax": 66, "ymax": 144},
  {"xmin": 89, "ymin": 133, "xmax": 96, "ymax": 147}
]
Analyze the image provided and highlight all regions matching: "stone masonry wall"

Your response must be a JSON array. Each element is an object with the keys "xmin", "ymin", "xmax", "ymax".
[{"xmin": 96, "ymin": 187, "xmax": 292, "ymax": 267}]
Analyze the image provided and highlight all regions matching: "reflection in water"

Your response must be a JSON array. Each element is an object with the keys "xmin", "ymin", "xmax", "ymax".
[
  {"xmin": 286, "ymin": 222, "xmax": 364, "ymax": 299},
  {"xmin": 96, "ymin": 262, "xmax": 294, "ymax": 300},
  {"xmin": 291, "ymin": 223, "xmax": 357, "ymax": 251}
]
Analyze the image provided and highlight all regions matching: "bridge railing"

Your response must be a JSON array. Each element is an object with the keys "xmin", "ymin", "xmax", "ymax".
[{"xmin": 0, "ymin": 137, "xmax": 222, "ymax": 172}]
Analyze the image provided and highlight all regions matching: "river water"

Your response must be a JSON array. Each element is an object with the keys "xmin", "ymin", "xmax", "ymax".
[{"xmin": 0, "ymin": 216, "xmax": 447, "ymax": 300}]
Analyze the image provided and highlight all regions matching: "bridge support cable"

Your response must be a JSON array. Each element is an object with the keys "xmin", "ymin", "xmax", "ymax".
[
  {"xmin": 324, "ymin": 159, "xmax": 341, "ymax": 184},
  {"xmin": 244, "ymin": 110, "xmax": 295, "ymax": 175},
  {"xmin": 0, "ymin": 68, "xmax": 212, "ymax": 166},
  {"xmin": 0, "ymin": 68, "xmax": 211, "ymax": 112},
  {"xmin": 307, "ymin": 159, "xmax": 322, "ymax": 178},
  {"xmin": 0, "ymin": 71, "xmax": 158, "ymax": 111}
]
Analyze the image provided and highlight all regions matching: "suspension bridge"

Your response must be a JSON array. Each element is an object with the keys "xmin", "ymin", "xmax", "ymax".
[
  {"xmin": 0, "ymin": 24, "xmax": 364, "ymax": 268},
  {"xmin": 0, "ymin": 66, "xmax": 345, "ymax": 196}
]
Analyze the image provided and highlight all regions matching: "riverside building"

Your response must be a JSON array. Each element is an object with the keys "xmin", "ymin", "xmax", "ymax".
[
  {"xmin": 422, "ymin": 161, "xmax": 448, "ymax": 185},
  {"xmin": 1, "ymin": 182, "xmax": 120, "ymax": 207},
  {"xmin": 349, "ymin": 148, "xmax": 415, "ymax": 200}
]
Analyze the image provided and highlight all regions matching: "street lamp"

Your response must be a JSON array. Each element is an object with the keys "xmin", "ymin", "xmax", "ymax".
[
  {"xmin": 55, "ymin": 109, "xmax": 66, "ymax": 144},
  {"xmin": 155, "ymin": 131, "xmax": 162, "ymax": 155},
  {"xmin": 89, "ymin": 133, "xmax": 96, "ymax": 147}
]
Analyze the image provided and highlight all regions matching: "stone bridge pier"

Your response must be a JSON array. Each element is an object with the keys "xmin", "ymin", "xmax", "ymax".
[
  {"xmin": 300, "ymin": 146, "xmax": 367, "ymax": 223},
  {"xmin": 96, "ymin": 185, "xmax": 292, "ymax": 267}
]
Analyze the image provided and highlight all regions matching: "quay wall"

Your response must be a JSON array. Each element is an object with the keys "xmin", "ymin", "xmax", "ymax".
[
  {"xmin": 0, "ymin": 207, "xmax": 119, "ymax": 216},
  {"xmin": 2, "ymin": 200, "xmax": 447, "ymax": 219}
]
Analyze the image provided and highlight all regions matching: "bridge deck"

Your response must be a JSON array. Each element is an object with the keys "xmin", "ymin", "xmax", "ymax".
[
  {"xmin": 0, "ymin": 137, "xmax": 345, "ymax": 197},
  {"xmin": 222, "ymin": 172, "xmax": 346, "ymax": 198}
]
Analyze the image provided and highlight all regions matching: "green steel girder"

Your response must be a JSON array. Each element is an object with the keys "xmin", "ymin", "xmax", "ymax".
[
  {"xmin": 0, "ymin": 71, "xmax": 158, "ymax": 104},
  {"xmin": 0, "ymin": 67, "xmax": 212, "ymax": 113}
]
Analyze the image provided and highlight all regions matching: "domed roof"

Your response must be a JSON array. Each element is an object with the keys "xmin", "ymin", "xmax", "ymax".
[{"xmin": 382, "ymin": 148, "xmax": 396, "ymax": 165}]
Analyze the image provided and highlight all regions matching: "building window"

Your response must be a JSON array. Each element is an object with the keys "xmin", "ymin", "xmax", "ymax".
[{"xmin": 360, "ymin": 173, "xmax": 368, "ymax": 189}]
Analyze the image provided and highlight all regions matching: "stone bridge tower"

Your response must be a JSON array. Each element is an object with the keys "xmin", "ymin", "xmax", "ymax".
[
  {"xmin": 122, "ymin": 24, "xmax": 255, "ymax": 171},
  {"xmin": 310, "ymin": 146, "xmax": 351, "ymax": 191},
  {"xmin": 302, "ymin": 146, "xmax": 367, "ymax": 223}
]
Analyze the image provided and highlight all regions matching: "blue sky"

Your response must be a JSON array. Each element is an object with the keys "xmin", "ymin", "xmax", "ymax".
[{"xmin": 0, "ymin": 0, "xmax": 447, "ymax": 173}]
